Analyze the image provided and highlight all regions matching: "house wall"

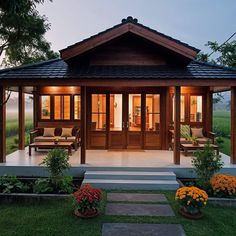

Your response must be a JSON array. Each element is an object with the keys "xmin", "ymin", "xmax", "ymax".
[{"xmin": 35, "ymin": 85, "xmax": 209, "ymax": 150}]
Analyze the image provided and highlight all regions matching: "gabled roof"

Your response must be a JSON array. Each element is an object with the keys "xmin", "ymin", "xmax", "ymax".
[
  {"xmin": 60, "ymin": 16, "xmax": 200, "ymax": 61},
  {"xmin": 1, "ymin": 58, "xmax": 236, "ymax": 79}
]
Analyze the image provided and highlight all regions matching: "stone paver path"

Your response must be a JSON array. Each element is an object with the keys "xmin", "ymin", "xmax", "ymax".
[
  {"xmin": 107, "ymin": 193, "xmax": 167, "ymax": 202},
  {"xmin": 103, "ymin": 193, "xmax": 186, "ymax": 235},
  {"xmin": 105, "ymin": 203, "xmax": 175, "ymax": 216},
  {"xmin": 102, "ymin": 223, "xmax": 186, "ymax": 236}
]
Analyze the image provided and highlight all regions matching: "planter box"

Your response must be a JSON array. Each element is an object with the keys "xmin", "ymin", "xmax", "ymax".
[
  {"xmin": 0, "ymin": 193, "xmax": 72, "ymax": 203},
  {"xmin": 208, "ymin": 197, "xmax": 236, "ymax": 207}
]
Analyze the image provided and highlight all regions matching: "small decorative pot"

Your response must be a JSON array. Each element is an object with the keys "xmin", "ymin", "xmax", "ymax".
[
  {"xmin": 192, "ymin": 141, "xmax": 199, "ymax": 146},
  {"xmin": 54, "ymin": 140, "xmax": 59, "ymax": 144},
  {"xmin": 179, "ymin": 206, "xmax": 203, "ymax": 220},
  {"xmin": 74, "ymin": 208, "xmax": 99, "ymax": 219}
]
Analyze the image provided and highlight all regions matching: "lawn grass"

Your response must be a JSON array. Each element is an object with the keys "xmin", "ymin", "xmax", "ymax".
[
  {"xmin": 213, "ymin": 111, "xmax": 230, "ymax": 156},
  {"xmin": 0, "ymin": 191, "xmax": 236, "ymax": 236},
  {"xmin": 6, "ymin": 114, "xmax": 33, "ymax": 155}
]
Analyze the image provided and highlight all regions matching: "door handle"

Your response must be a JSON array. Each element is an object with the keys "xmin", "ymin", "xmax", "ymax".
[
  {"xmin": 122, "ymin": 122, "xmax": 125, "ymax": 128},
  {"xmin": 127, "ymin": 122, "xmax": 129, "ymax": 128}
]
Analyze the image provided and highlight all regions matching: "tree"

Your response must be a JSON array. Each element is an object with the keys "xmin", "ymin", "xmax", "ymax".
[
  {"xmin": 0, "ymin": 0, "xmax": 59, "ymax": 67},
  {"xmin": 197, "ymin": 40, "xmax": 236, "ymax": 68},
  {"xmin": 197, "ymin": 39, "xmax": 236, "ymax": 104}
]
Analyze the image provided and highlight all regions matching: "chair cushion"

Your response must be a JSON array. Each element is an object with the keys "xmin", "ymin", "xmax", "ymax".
[
  {"xmin": 58, "ymin": 136, "xmax": 76, "ymax": 142},
  {"xmin": 34, "ymin": 136, "xmax": 76, "ymax": 143},
  {"xmin": 180, "ymin": 125, "xmax": 191, "ymax": 139},
  {"xmin": 34, "ymin": 136, "xmax": 55, "ymax": 142},
  {"xmin": 43, "ymin": 128, "xmax": 55, "ymax": 137},
  {"xmin": 191, "ymin": 128, "xmax": 204, "ymax": 138},
  {"xmin": 171, "ymin": 138, "xmax": 192, "ymax": 144}
]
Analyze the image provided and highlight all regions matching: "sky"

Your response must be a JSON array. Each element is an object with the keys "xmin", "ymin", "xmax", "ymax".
[{"xmin": 37, "ymin": 0, "xmax": 236, "ymax": 54}]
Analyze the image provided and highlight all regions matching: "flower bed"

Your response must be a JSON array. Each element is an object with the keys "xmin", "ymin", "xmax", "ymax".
[{"xmin": 211, "ymin": 174, "xmax": 236, "ymax": 198}]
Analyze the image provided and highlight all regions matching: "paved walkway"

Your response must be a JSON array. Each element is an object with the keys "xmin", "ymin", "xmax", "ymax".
[{"xmin": 103, "ymin": 193, "xmax": 186, "ymax": 236}]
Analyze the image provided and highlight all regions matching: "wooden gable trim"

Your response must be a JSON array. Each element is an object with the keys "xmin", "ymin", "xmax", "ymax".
[
  {"xmin": 128, "ymin": 23, "xmax": 198, "ymax": 60},
  {"xmin": 61, "ymin": 24, "xmax": 130, "ymax": 61},
  {"xmin": 60, "ymin": 22, "xmax": 198, "ymax": 61}
]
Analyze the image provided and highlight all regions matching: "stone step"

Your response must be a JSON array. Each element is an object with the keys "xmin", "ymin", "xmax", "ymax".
[
  {"xmin": 84, "ymin": 171, "xmax": 176, "ymax": 180},
  {"xmin": 82, "ymin": 179, "xmax": 179, "ymax": 190}
]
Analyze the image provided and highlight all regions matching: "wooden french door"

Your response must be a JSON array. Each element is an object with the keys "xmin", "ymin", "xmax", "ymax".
[
  {"xmin": 89, "ymin": 90, "xmax": 161, "ymax": 150},
  {"xmin": 109, "ymin": 93, "xmax": 143, "ymax": 149}
]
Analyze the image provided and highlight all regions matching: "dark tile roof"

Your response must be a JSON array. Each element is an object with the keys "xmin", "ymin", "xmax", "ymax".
[
  {"xmin": 60, "ymin": 16, "xmax": 200, "ymax": 54},
  {"xmin": 0, "ymin": 59, "xmax": 236, "ymax": 80}
]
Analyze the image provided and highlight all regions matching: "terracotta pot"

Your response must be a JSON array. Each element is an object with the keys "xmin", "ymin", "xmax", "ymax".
[
  {"xmin": 74, "ymin": 208, "xmax": 99, "ymax": 219},
  {"xmin": 179, "ymin": 206, "xmax": 203, "ymax": 220},
  {"xmin": 192, "ymin": 141, "xmax": 199, "ymax": 146}
]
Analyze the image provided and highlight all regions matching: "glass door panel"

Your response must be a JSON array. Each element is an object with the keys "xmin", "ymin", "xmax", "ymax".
[
  {"xmin": 145, "ymin": 94, "xmax": 161, "ymax": 149},
  {"xmin": 146, "ymin": 94, "xmax": 160, "ymax": 131},
  {"xmin": 91, "ymin": 94, "xmax": 106, "ymax": 130},
  {"xmin": 110, "ymin": 94, "xmax": 123, "ymax": 131},
  {"xmin": 90, "ymin": 94, "xmax": 107, "ymax": 149},
  {"xmin": 127, "ymin": 94, "xmax": 142, "ymax": 149},
  {"xmin": 128, "ymin": 94, "xmax": 141, "ymax": 131},
  {"xmin": 108, "ymin": 94, "xmax": 124, "ymax": 149}
]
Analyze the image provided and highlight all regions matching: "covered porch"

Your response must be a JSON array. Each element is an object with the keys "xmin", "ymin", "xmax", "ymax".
[{"xmin": 0, "ymin": 84, "xmax": 236, "ymax": 166}]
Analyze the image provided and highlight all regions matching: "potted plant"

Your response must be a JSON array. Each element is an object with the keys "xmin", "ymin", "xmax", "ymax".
[
  {"xmin": 73, "ymin": 184, "xmax": 102, "ymax": 218},
  {"xmin": 175, "ymin": 186, "xmax": 208, "ymax": 219},
  {"xmin": 191, "ymin": 136, "xmax": 199, "ymax": 146},
  {"xmin": 54, "ymin": 137, "xmax": 59, "ymax": 144}
]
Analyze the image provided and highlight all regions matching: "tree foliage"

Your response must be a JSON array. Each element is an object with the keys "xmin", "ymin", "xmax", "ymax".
[
  {"xmin": 197, "ymin": 39, "xmax": 236, "ymax": 103},
  {"xmin": 0, "ymin": 0, "xmax": 59, "ymax": 67},
  {"xmin": 197, "ymin": 40, "xmax": 236, "ymax": 68}
]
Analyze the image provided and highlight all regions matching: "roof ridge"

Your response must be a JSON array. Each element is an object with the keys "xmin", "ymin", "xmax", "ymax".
[
  {"xmin": 0, "ymin": 58, "xmax": 61, "ymax": 74},
  {"xmin": 60, "ymin": 16, "xmax": 200, "ymax": 53},
  {"xmin": 193, "ymin": 60, "xmax": 236, "ymax": 71}
]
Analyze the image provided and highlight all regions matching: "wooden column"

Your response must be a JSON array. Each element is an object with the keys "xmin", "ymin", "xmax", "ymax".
[
  {"xmin": 80, "ymin": 86, "xmax": 86, "ymax": 164},
  {"xmin": 18, "ymin": 87, "xmax": 25, "ymax": 150},
  {"xmin": 173, "ymin": 86, "xmax": 180, "ymax": 164},
  {"xmin": 32, "ymin": 90, "xmax": 38, "ymax": 129},
  {"xmin": 206, "ymin": 87, "xmax": 213, "ymax": 132},
  {"xmin": 0, "ymin": 86, "xmax": 6, "ymax": 163},
  {"xmin": 231, "ymin": 87, "xmax": 236, "ymax": 164}
]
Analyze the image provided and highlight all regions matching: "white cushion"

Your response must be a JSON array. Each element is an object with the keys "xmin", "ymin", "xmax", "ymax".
[
  {"xmin": 191, "ymin": 128, "xmax": 204, "ymax": 138},
  {"xmin": 43, "ymin": 128, "xmax": 55, "ymax": 137},
  {"xmin": 61, "ymin": 128, "xmax": 73, "ymax": 137}
]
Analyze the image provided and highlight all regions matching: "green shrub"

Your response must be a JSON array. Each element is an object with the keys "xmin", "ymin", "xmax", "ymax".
[
  {"xmin": 33, "ymin": 177, "xmax": 73, "ymax": 194},
  {"xmin": 0, "ymin": 175, "xmax": 28, "ymax": 193},
  {"xmin": 41, "ymin": 148, "xmax": 70, "ymax": 178},
  {"xmin": 192, "ymin": 144, "xmax": 223, "ymax": 191},
  {"xmin": 40, "ymin": 148, "xmax": 72, "ymax": 193},
  {"xmin": 57, "ymin": 176, "xmax": 74, "ymax": 193},
  {"xmin": 33, "ymin": 178, "xmax": 53, "ymax": 194}
]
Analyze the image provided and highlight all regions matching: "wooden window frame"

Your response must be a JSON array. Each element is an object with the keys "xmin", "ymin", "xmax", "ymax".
[
  {"xmin": 189, "ymin": 94, "xmax": 204, "ymax": 125},
  {"xmin": 73, "ymin": 94, "xmax": 81, "ymax": 120},
  {"xmin": 39, "ymin": 94, "xmax": 52, "ymax": 120},
  {"xmin": 38, "ymin": 94, "xmax": 81, "ymax": 121},
  {"xmin": 170, "ymin": 93, "xmax": 188, "ymax": 124}
]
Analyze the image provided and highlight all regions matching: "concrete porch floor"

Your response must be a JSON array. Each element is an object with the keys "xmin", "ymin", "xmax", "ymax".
[
  {"xmin": 1, "ymin": 148, "xmax": 236, "ymax": 178},
  {"xmin": 2, "ymin": 147, "xmax": 233, "ymax": 168}
]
